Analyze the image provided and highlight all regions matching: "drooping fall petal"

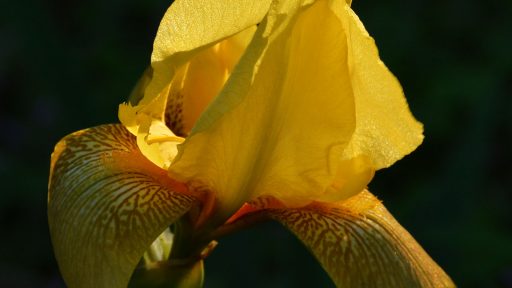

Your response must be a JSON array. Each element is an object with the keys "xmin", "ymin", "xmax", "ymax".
[
  {"xmin": 266, "ymin": 191, "xmax": 454, "ymax": 288},
  {"xmin": 48, "ymin": 124, "xmax": 197, "ymax": 288}
]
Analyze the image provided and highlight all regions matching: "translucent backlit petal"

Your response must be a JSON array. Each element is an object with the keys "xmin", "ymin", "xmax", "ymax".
[
  {"xmin": 329, "ymin": 1, "xmax": 424, "ymax": 169},
  {"xmin": 319, "ymin": 155, "xmax": 375, "ymax": 202},
  {"xmin": 136, "ymin": 0, "xmax": 272, "ymax": 119},
  {"xmin": 119, "ymin": 29, "xmax": 252, "ymax": 170},
  {"xmin": 171, "ymin": 27, "xmax": 257, "ymax": 134},
  {"xmin": 151, "ymin": 0, "xmax": 272, "ymax": 62},
  {"xmin": 268, "ymin": 191, "xmax": 454, "ymax": 288},
  {"xmin": 137, "ymin": 118, "xmax": 185, "ymax": 169},
  {"xmin": 170, "ymin": 0, "xmax": 358, "ymax": 216},
  {"xmin": 48, "ymin": 124, "xmax": 197, "ymax": 288}
]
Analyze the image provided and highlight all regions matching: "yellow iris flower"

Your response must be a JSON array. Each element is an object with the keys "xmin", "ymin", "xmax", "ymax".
[{"xmin": 48, "ymin": 0, "xmax": 455, "ymax": 287}]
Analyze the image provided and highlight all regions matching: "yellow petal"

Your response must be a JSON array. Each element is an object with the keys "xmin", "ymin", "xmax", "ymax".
[
  {"xmin": 119, "ymin": 28, "xmax": 253, "ymax": 170},
  {"xmin": 137, "ymin": 118, "xmax": 185, "ymax": 169},
  {"xmin": 173, "ymin": 26, "xmax": 258, "ymax": 134},
  {"xmin": 118, "ymin": 102, "xmax": 141, "ymax": 135},
  {"xmin": 320, "ymin": 155, "xmax": 375, "ymax": 202},
  {"xmin": 328, "ymin": 0, "xmax": 424, "ymax": 169},
  {"xmin": 151, "ymin": 0, "xmax": 272, "ymax": 63},
  {"xmin": 133, "ymin": 0, "xmax": 273, "ymax": 119},
  {"xmin": 48, "ymin": 124, "xmax": 197, "ymax": 288},
  {"xmin": 118, "ymin": 68, "xmax": 155, "ymax": 136},
  {"xmin": 268, "ymin": 191, "xmax": 455, "ymax": 288},
  {"xmin": 118, "ymin": 1, "xmax": 262, "ymax": 169},
  {"xmin": 170, "ymin": 0, "xmax": 357, "ymax": 215},
  {"xmin": 171, "ymin": 0, "xmax": 423, "ymax": 213}
]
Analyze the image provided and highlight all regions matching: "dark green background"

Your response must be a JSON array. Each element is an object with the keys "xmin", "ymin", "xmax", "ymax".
[{"xmin": 1, "ymin": 0, "xmax": 511, "ymax": 287}]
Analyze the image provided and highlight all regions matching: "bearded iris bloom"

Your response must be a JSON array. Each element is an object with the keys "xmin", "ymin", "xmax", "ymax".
[{"xmin": 48, "ymin": 0, "xmax": 454, "ymax": 287}]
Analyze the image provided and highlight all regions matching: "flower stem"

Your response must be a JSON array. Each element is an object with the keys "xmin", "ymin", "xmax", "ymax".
[{"xmin": 207, "ymin": 211, "xmax": 270, "ymax": 240}]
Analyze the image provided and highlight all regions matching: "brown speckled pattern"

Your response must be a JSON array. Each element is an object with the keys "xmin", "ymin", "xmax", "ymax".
[{"xmin": 164, "ymin": 90, "xmax": 186, "ymax": 136}]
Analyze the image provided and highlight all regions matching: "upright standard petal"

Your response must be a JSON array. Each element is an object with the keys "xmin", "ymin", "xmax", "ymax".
[
  {"xmin": 48, "ymin": 124, "xmax": 197, "ymax": 288},
  {"xmin": 123, "ymin": 0, "xmax": 272, "ymax": 124},
  {"xmin": 267, "ymin": 191, "xmax": 454, "ymax": 288},
  {"xmin": 170, "ymin": 0, "xmax": 365, "ymax": 219},
  {"xmin": 328, "ymin": 0, "xmax": 424, "ymax": 169}
]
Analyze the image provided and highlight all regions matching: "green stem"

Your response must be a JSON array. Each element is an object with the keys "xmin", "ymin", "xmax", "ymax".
[
  {"xmin": 132, "ymin": 210, "xmax": 270, "ymax": 287},
  {"xmin": 130, "ymin": 260, "xmax": 204, "ymax": 288}
]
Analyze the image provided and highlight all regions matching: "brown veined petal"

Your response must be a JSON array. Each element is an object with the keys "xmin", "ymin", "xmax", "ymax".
[
  {"xmin": 48, "ymin": 124, "xmax": 197, "ymax": 288},
  {"xmin": 265, "ymin": 191, "xmax": 454, "ymax": 288}
]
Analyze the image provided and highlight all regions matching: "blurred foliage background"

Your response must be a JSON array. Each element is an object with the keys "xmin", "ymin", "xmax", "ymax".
[{"xmin": 1, "ymin": 0, "xmax": 511, "ymax": 287}]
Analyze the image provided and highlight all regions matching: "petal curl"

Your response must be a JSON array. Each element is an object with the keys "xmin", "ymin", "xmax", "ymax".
[
  {"xmin": 328, "ymin": 0, "xmax": 424, "ymax": 169},
  {"xmin": 48, "ymin": 124, "xmax": 197, "ymax": 288},
  {"xmin": 266, "ymin": 191, "xmax": 454, "ymax": 288}
]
